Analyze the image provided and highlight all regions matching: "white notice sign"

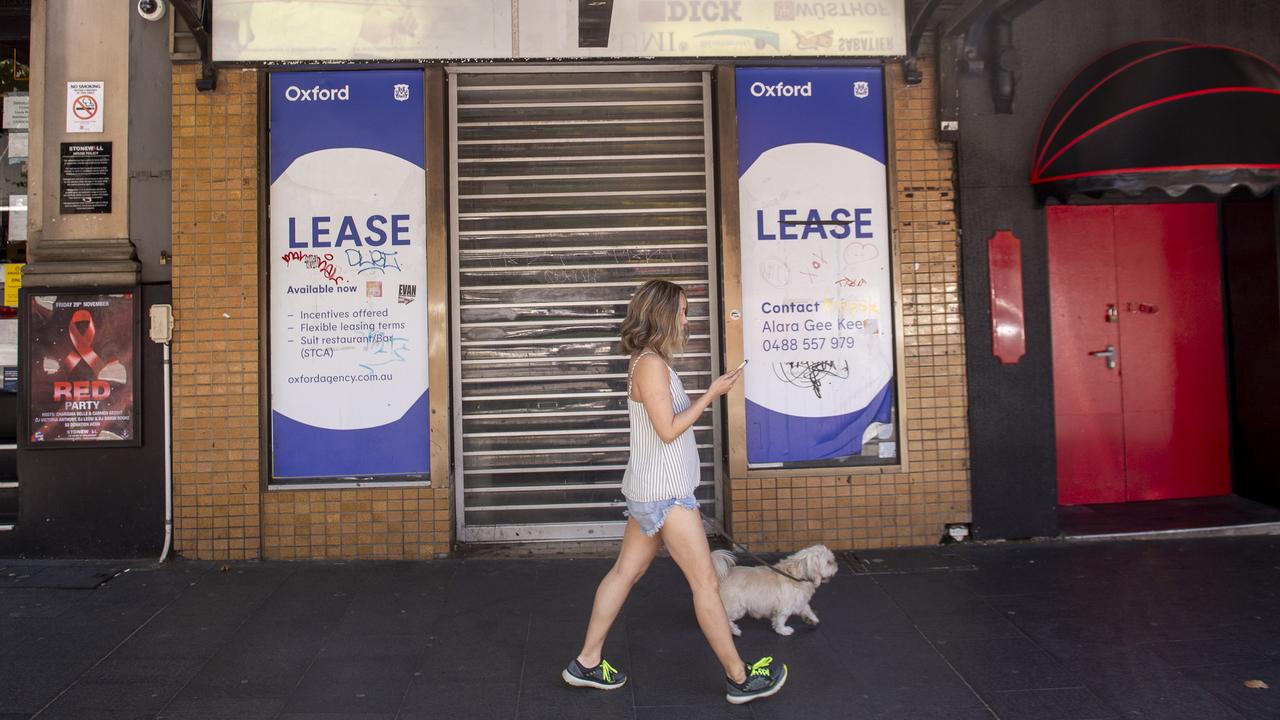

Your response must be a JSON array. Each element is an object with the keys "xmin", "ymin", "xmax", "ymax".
[
  {"xmin": 6, "ymin": 195, "xmax": 26, "ymax": 243},
  {"xmin": 2, "ymin": 94, "xmax": 28, "ymax": 130},
  {"xmin": 66, "ymin": 81, "xmax": 105, "ymax": 133},
  {"xmin": 7, "ymin": 132, "xmax": 27, "ymax": 162}
]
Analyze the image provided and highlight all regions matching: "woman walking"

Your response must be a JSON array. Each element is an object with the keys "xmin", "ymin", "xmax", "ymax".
[{"xmin": 562, "ymin": 279, "xmax": 788, "ymax": 705}]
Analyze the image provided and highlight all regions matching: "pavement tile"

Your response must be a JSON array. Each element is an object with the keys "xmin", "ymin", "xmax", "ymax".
[
  {"xmin": 804, "ymin": 573, "xmax": 916, "ymax": 637},
  {"xmin": 418, "ymin": 610, "xmax": 532, "ymax": 681},
  {"xmin": 400, "ymin": 677, "xmax": 520, "ymax": 718},
  {"xmin": 155, "ymin": 697, "xmax": 286, "ymax": 720},
  {"xmin": 40, "ymin": 679, "xmax": 184, "ymax": 713},
  {"xmin": 108, "ymin": 613, "xmax": 244, "ymax": 660},
  {"xmin": 177, "ymin": 642, "xmax": 318, "ymax": 699},
  {"xmin": 1181, "ymin": 661, "xmax": 1280, "ymax": 720},
  {"xmin": 515, "ymin": 681, "xmax": 636, "ymax": 720},
  {"xmin": 80, "ymin": 656, "xmax": 207, "ymax": 684},
  {"xmin": 316, "ymin": 631, "xmax": 432, "ymax": 659},
  {"xmin": 1061, "ymin": 649, "xmax": 1244, "ymax": 720},
  {"xmin": 984, "ymin": 687, "xmax": 1118, "ymax": 720},
  {"xmin": 867, "ymin": 697, "xmax": 996, "ymax": 720},
  {"xmin": 935, "ymin": 636, "xmax": 1081, "ymax": 694},
  {"xmin": 1146, "ymin": 637, "xmax": 1280, "ymax": 668},
  {"xmin": 283, "ymin": 656, "xmax": 418, "ymax": 715},
  {"xmin": 747, "ymin": 682, "xmax": 878, "ymax": 720},
  {"xmin": 278, "ymin": 715, "xmax": 395, "ymax": 720},
  {"xmin": 634, "ymin": 703, "xmax": 753, "ymax": 719},
  {"xmin": 333, "ymin": 589, "xmax": 447, "ymax": 637},
  {"xmin": 29, "ymin": 710, "xmax": 156, "ymax": 720},
  {"xmin": 0, "ymin": 588, "xmax": 85, "ymax": 618},
  {"xmin": 623, "ymin": 616, "xmax": 725, "ymax": 706},
  {"xmin": 0, "ymin": 652, "xmax": 100, "ymax": 713}
]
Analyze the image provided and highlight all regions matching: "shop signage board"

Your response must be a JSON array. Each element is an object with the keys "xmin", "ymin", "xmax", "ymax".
[
  {"xmin": 65, "ymin": 81, "xmax": 104, "ymax": 133},
  {"xmin": 520, "ymin": 0, "xmax": 904, "ymax": 58},
  {"xmin": 213, "ymin": 0, "xmax": 904, "ymax": 61},
  {"xmin": 59, "ymin": 142, "xmax": 112, "ymax": 214},
  {"xmin": 25, "ymin": 291, "xmax": 139, "ymax": 446},
  {"xmin": 736, "ymin": 66, "xmax": 896, "ymax": 466},
  {"xmin": 214, "ymin": 0, "xmax": 512, "ymax": 61},
  {"xmin": 268, "ymin": 69, "xmax": 429, "ymax": 481}
]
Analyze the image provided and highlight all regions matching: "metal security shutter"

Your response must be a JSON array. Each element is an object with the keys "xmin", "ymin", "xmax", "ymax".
[{"xmin": 449, "ymin": 66, "xmax": 721, "ymax": 544}]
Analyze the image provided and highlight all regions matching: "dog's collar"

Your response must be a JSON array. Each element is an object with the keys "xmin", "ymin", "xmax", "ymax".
[{"xmin": 767, "ymin": 564, "xmax": 813, "ymax": 585}]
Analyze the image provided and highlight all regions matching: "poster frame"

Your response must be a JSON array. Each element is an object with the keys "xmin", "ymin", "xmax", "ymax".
[
  {"xmin": 722, "ymin": 63, "xmax": 910, "ymax": 479},
  {"xmin": 19, "ymin": 286, "xmax": 142, "ymax": 450},
  {"xmin": 263, "ymin": 67, "xmax": 433, "ymax": 488}
]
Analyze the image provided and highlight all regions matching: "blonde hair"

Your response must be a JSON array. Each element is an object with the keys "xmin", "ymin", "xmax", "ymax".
[{"xmin": 619, "ymin": 279, "xmax": 686, "ymax": 361}]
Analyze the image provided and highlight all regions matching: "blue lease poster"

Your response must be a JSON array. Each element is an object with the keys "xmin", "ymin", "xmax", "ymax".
[
  {"xmin": 737, "ymin": 67, "xmax": 895, "ymax": 465},
  {"xmin": 269, "ymin": 70, "xmax": 429, "ymax": 479}
]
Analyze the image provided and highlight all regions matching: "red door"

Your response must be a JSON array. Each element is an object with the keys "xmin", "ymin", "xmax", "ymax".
[{"xmin": 1049, "ymin": 204, "xmax": 1231, "ymax": 505}]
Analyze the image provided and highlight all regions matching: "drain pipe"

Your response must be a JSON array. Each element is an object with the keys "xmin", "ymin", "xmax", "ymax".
[{"xmin": 150, "ymin": 304, "xmax": 175, "ymax": 562}]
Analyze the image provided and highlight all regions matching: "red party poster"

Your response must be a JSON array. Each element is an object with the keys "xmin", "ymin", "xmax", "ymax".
[{"xmin": 26, "ymin": 291, "xmax": 138, "ymax": 445}]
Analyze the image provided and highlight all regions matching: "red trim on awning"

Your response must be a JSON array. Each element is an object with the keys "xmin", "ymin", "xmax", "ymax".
[
  {"xmin": 1032, "ymin": 44, "xmax": 1207, "ymax": 178},
  {"xmin": 1031, "ymin": 162, "xmax": 1280, "ymax": 185},
  {"xmin": 1031, "ymin": 87, "xmax": 1280, "ymax": 182}
]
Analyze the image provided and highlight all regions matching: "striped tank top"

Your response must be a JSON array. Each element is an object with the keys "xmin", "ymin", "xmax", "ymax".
[{"xmin": 621, "ymin": 351, "xmax": 701, "ymax": 502}]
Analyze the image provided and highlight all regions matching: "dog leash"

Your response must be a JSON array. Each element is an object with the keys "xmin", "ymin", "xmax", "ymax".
[{"xmin": 699, "ymin": 511, "xmax": 811, "ymax": 585}]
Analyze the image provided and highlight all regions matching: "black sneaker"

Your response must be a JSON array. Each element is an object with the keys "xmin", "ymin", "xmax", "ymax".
[
  {"xmin": 725, "ymin": 656, "xmax": 788, "ymax": 704},
  {"xmin": 562, "ymin": 658, "xmax": 628, "ymax": 690}
]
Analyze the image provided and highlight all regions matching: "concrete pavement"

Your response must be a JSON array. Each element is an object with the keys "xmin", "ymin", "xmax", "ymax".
[{"xmin": 2, "ymin": 533, "xmax": 1280, "ymax": 719}]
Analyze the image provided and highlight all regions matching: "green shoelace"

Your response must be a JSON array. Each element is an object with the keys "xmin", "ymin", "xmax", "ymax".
[
  {"xmin": 749, "ymin": 657, "xmax": 774, "ymax": 677},
  {"xmin": 599, "ymin": 659, "xmax": 619, "ymax": 682}
]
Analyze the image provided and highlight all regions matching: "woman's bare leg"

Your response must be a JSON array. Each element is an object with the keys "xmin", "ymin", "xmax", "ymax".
[
  {"xmin": 660, "ymin": 507, "xmax": 747, "ymax": 683},
  {"xmin": 577, "ymin": 517, "xmax": 662, "ymax": 667}
]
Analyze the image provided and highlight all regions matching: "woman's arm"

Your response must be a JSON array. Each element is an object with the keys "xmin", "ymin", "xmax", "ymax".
[{"xmin": 633, "ymin": 354, "xmax": 741, "ymax": 444}]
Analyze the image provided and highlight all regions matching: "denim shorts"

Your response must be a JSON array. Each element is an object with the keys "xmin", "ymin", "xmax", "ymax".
[{"xmin": 624, "ymin": 494, "xmax": 700, "ymax": 537}]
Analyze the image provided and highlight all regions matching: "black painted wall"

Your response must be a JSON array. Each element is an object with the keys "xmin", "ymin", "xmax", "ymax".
[
  {"xmin": 957, "ymin": 0, "xmax": 1280, "ymax": 539},
  {"xmin": 1222, "ymin": 195, "xmax": 1280, "ymax": 508},
  {"xmin": 0, "ymin": 284, "xmax": 170, "ymax": 557}
]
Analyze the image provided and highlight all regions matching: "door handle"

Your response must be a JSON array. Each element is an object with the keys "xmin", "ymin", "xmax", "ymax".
[{"xmin": 1088, "ymin": 344, "xmax": 1117, "ymax": 370}]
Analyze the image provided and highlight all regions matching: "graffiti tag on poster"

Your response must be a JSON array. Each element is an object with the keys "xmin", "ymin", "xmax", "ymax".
[{"xmin": 27, "ymin": 292, "xmax": 136, "ymax": 444}]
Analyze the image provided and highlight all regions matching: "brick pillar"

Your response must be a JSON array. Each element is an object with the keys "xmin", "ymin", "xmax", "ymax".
[{"xmin": 170, "ymin": 66, "xmax": 261, "ymax": 559}]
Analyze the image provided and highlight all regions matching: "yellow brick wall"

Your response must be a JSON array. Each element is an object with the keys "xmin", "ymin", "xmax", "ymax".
[
  {"xmin": 729, "ymin": 60, "xmax": 970, "ymax": 551},
  {"xmin": 170, "ymin": 66, "xmax": 262, "ymax": 560},
  {"xmin": 170, "ymin": 65, "xmax": 452, "ymax": 560}
]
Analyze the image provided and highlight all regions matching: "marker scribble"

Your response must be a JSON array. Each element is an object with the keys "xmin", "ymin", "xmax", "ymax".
[{"xmin": 774, "ymin": 360, "xmax": 850, "ymax": 399}]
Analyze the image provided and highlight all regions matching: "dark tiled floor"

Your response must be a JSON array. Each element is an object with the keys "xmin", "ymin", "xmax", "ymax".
[
  {"xmin": 2, "ymin": 533, "xmax": 1279, "ymax": 719},
  {"xmin": 1059, "ymin": 494, "xmax": 1280, "ymax": 536}
]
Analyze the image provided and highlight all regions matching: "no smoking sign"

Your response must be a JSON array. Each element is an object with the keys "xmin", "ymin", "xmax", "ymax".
[{"xmin": 66, "ymin": 81, "xmax": 105, "ymax": 133}]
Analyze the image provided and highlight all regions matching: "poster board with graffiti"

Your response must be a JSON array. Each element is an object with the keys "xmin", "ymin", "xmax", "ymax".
[
  {"xmin": 267, "ymin": 69, "xmax": 430, "ymax": 482},
  {"xmin": 22, "ymin": 289, "xmax": 139, "ymax": 447},
  {"xmin": 736, "ymin": 67, "xmax": 898, "ymax": 468}
]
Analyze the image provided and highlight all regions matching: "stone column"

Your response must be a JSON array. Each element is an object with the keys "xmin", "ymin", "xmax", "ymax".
[{"xmin": 25, "ymin": 0, "xmax": 139, "ymax": 287}]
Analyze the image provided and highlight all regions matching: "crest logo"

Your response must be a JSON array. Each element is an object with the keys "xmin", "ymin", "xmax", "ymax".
[
  {"xmin": 853, "ymin": 81, "xmax": 870, "ymax": 99},
  {"xmin": 393, "ymin": 83, "xmax": 410, "ymax": 102}
]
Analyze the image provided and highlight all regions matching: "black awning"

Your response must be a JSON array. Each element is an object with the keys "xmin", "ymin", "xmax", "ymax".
[{"xmin": 1031, "ymin": 40, "xmax": 1280, "ymax": 200}]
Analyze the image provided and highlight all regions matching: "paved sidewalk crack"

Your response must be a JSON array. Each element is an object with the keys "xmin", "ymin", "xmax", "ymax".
[
  {"xmin": 28, "ymin": 562, "xmax": 226, "ymax": 720},
  {"xmin": 869, "ymin": 573, "xmax": 1002, "ymax": 720}
]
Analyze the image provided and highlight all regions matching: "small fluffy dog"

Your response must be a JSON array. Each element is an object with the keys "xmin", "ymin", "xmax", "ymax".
[{"xmin": 711, "ymin": 545, "xmax": 839, "ymax": 636}]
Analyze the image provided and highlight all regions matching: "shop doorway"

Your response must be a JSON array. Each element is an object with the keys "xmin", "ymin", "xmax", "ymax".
[
  {"xmin": 1048, "ymin": 204, "xmax": 1231, "ymax": 505},
  {"xmin": 448, "ymin": 66, "xmax": 723, "ymax": 543}
]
